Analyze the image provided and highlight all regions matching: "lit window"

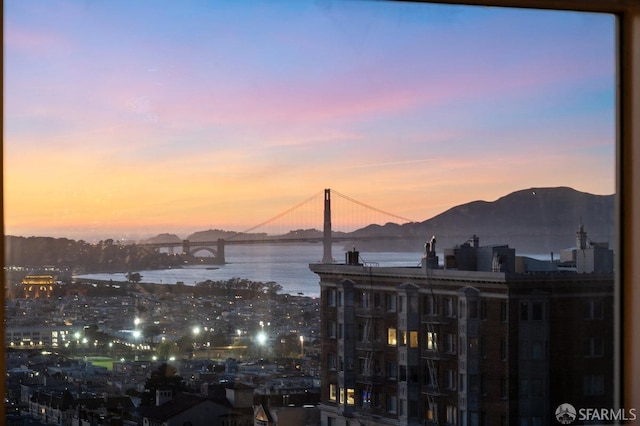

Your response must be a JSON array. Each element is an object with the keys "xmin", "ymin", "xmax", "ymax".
[
  {"xmin": 329, "ymin": 384, "xmax": 337, "ymax": 401},
  {"xmin": 387, "ymin": 327, "xmax": 397, "ymax": 346},
  {"xmin": 346, "ymin": 388, "xmax": 355, "ymax": 405},
  {"xmin": 410, "ymin": 331, "xmax": 419, "ymax": 348},
  {"xmin": 427, "ymin": 332, "xmax": 437, "ymax": 350}
]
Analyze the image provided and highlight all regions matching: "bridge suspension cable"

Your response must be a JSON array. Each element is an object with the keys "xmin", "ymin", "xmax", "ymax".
[
  {"xmin": 233, "ymin": 190, "xmax": 324, "ymax": 238},
  {"xmin": 331, "ymin": 189, "xmax": 416, "ymax": 224}
]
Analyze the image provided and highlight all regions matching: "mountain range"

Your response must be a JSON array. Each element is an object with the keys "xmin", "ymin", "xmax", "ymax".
[{"xmin": 145, "ymin": 187, "xmax": 615, "ymax": 256}]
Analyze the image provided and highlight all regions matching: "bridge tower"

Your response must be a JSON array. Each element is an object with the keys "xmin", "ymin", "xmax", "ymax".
[
  {"xmin": 323, "ymin": 188, "xmax": 333, "ymax": 263},
  {"xmin": 216, "ymin": 239, "xmax": 225, "ymax": 264}
]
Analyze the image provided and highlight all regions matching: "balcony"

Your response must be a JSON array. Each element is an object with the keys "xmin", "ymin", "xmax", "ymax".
[
  {"xmin": 421, "ymin": 384, "xmax": 447, "ymax": 396},
  {"xmin": 422, "ymin": 349, "xmax": 455, "ymax": 360},
  {"xmin": 355, "ymin": 306, "xmax": 385, "ymax": 318},
  {"xmin": 421, "ymin": 314, "xmax": 453, "ymax": 325},
  {"xmin": 355, "ymin": 373, "xmax": 386, "ymax": 385},
  {"xmin": 355, "ymin": 339, "xmax": 385, "ymax": 351}
]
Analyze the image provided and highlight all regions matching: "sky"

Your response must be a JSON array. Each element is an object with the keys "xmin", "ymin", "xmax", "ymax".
[{"xmin": 3, "ymin": 0, "xmax": 616, "ymax": 241}]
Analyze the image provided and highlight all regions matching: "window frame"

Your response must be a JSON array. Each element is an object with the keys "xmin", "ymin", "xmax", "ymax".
[{"xmin": 398, "ymin": 0, "xmax": 640, "ymax": 413}]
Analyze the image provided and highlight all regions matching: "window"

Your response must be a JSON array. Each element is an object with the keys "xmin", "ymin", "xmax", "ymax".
[
  {"xmin": 339, "ymin": 387, "xmax": 344, "ymax": 404},
  {"xmin": 427, "ymin": 331, "xmax": 437, "ymax": 350},
  {"xmin": 401, "ymin": 330, "xmax": 407, "ymax": 346},
  {"xmin": 327, "ymin": 352, "xmax": 337, "ymax": 370},
  {"xmin": 446, "ymin": 405, "xmax": 457, "ymax": 425},
  {"xmin": 329, "ymin": 384, "xmax": 337, "ymax": 401},
  {"xmin": 584, "ymin": 375, "xmax": 605, "ymax": 396},
  {"xmin": 327, "ymin": 289, "xmax": 336, "ymax": 307},
  {"xmin": 459, "ymin": 300, "xmax": 466, "ymax": 318},
  {"xmin": 532, "ymin": 341, "xmax": 544, "ymax": 359},
  {"xmin": 359, "ymin": 357, "xmax": 370, "ymax": 375},
  {"xmin": 386, "ymin": 294, "xmax": 396, "ymax": 312},
  {"xmin": 469, "ymin": 337, "xmax": 479, "ymax": 355},
  {"xmin": 346, "ymin": 388, "xmax": 355, "ymax": 405},
  {"xmin": 327, "ymin": 320, "xmax": 336, "ymax": 338},
  {"xmin": 500, "ymin": 301, "xmax": 508, "ymax": 322},
  {"xmin": 445, "ymin": 333, "xmax": 457, "ymax": 354},
  {"xmin": 500, "ymin": 377, "xmax": 507, "ymax": 399},
  {"xmin": 360, "ymin": 291, "xmax": 369, "ymax": 308},
  {"xmin": 445, "ymin": 369, "xmax": 456, "ymax": 390},
  {"xmin": 584, "ymin": 300, "xmax": 604, "ymax": 320},
  {"xmin": 410, "ymin": 331, "xmax": 419, "ymax": 348},
  {"xmin": 387, "ymin": 327, "xmax": 397, "ymax": 346},
  {"xmin": 500, "ymin": 338, "xmax": 507, "ymax": 361},
  {"xmin": 520, "ymin": 302, "xmax": 529, "ymax": 321},
  {"xmin": 387, "ymin": 395, "xmax": 397, "ymax": 413},
  {"xmin": 338, "ymin": 322, "xmax": 344, "ymax": 339},
  {"xmin": 444, "ymin": 298, "xmax": 455, "ymax": 317},
  {"xmin": 362, "ymin": 390, "xmax": 371, "ymax": 408},
  {"xmin": 470, "ymin": 374, "xmax": 480, "ymax": 392},
  {"xmin": 532, "ymin": 302, "xmax": 543, "ymax": 321},
  {"xmin": 387, "ymin": 362, "xmax": 397, "ymax": 380},
  {"xmin": 337, "ymin": 290, "xmax": 343, "ymax": 307},
  {"xmin": 399, "ymin": 295, "xmax": 406, "ymax": 313},
  {"xmin": 584, "ymin": 337, "xmax": 604, "ymax": 357},
  {"xmin": 425, "ymin": 295, "xmax": 435, "ymax": 315}
]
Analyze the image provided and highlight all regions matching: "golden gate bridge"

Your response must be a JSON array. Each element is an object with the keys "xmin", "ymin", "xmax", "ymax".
[{"xmin": 139, "ymin": 189, "xmax": 417, "ymax": 264}]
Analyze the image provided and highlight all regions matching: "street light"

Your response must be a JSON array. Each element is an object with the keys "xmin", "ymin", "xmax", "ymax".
[
  {"xmin": 257, "ymin": 331, "xmax": 267, "ymax": 359},
  {"xmin": 192, "ymin": 326, "xmax": 201, "ymax": 358},
  {"xmin": 133, "ymin": 330, "xmax": 141, "ymax": 361},
  {"xmin": 300, "ymin": 335, "xmax": 305, "ymax": 357}
]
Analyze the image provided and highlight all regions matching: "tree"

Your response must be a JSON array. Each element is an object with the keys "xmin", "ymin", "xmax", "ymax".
[
  {"xmin": 127, "ymin": 272, "xmax": 142, "ymax": 283},
  {"xmin": 142, "ymin": 363, "xmax": 186, "ymax": 406}
]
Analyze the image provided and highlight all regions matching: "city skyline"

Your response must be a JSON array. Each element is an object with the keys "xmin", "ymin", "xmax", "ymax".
[{"xmin": 4, "ymin": 1, "xmax": 616, "ymax": 241}]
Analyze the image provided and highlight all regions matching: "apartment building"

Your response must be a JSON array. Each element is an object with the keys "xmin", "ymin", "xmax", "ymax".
[{"xmin": 310, "ymin": 232, "xmax": 613, "ymax": 426}]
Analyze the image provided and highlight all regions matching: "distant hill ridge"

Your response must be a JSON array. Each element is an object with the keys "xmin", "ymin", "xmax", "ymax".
[
  {"xmin": 144, "ymin": 187, "xmax": 614, "ymax": 255},
  {"xmin": 351, "ymin": 186, "xmax": 614, "ymax": 254}
]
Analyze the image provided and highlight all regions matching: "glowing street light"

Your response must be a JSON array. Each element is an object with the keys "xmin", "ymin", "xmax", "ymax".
[
  {"xmin": 133, "ymin": 330, "xmax": 141, "ymax": 361},
  {"xmin": 257, "ymin": 332, "xmax": 267, "ymax": 346},
  {"xmin": 300, "ymin": 335, "xmax": 305, "ymax": 357}
]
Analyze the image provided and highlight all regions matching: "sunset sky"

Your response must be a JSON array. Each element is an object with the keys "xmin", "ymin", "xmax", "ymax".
[{"xmin": 4, "ymin": 1, "xmax": 616, "ymax": 241}]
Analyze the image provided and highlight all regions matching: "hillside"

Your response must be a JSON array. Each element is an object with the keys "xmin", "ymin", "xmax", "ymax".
[{"xmin": 349, "ymin": 187, "xmax": 614, "ymax": 255}]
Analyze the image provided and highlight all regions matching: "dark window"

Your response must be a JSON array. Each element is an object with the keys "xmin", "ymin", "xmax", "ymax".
[
  {"xmin": 500, "ymin": 301, "xmax": 508, "ymax": 322},
  {"xmin": 520, "ymin": 302, "xmax": 529, "ymax": 321},
  {"xmin": 532, "ymin": 302, "xmax": 543, "ymax": 321}
]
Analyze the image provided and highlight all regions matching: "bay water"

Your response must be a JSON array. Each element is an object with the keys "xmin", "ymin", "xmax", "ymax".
[{"xmin": 74, "ymin": 244, "xmax": 424, "ymax": 297}]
